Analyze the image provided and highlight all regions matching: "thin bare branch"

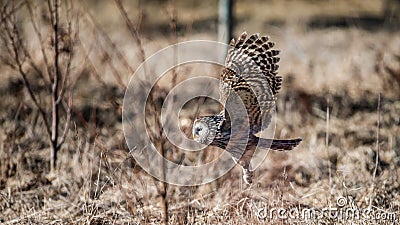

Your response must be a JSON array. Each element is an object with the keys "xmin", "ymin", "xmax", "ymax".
[
  {"xmin": 91, "ymin": 30, "xmax": 127, "ymax": 90},
  {"xmin": 4, "ymin": 2, "xmax": 48, "ymax": 89},
  {"xmin": 57, "ymin": 90, "xmax": 72, "ymax": 149},
  {"xmin": 48, "ymin": 0, "xmax": 61, "ymax": 171},
  {"xmin": 84, "ymin": 11, "xmax": 135, "ymax": 74},
  {"xmin": 1, "ymin": 3, "xmax": 52, "ymax": 141},
  {"xmin": 106, "ymin": 54, "xmax": 127, "ymax": 90},
  {"xmin": 113, "ymin": 0, "xmax": 146, "ymax": 63},
  {"xmin": 0, "ymin": 1, "xmax": 25, "ymax": 23},
  {"xmin": 25, "ymin": 0, "xmax": 52, "ymax": 84},
  {"xmin": 325, "ymin": 98, "xmax": 332, "ymax": 187},
  {"xmin": 372, "ymin": 93, "xmax": 381, "ymax": 181},
  {"xmin": 77, "ymin": 35, "xmax": 120, "ymax": 108},
  {"xmin": 56, "ymin": 0, "xmax": 75, "ymax": 104}
]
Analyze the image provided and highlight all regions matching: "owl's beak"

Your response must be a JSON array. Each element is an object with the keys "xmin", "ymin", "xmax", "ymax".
[
  {"xmin": 192, "ymin": 131, "xmax": 198, "ymax": 141},
  {"xmin": 192, "ymin": 122, "xmax": 199, "ymax": 141},
  {"xmin": 192, "ymin": 130, "xmax": 200, "ymax": 142}
]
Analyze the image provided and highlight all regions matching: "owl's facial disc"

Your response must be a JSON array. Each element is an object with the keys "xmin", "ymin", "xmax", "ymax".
[{"xmin": 192, "ymin": 120, "xmax": 210, "ymax": 145}]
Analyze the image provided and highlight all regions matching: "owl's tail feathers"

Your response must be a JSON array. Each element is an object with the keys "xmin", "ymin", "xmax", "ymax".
[
  {"xmin": 271, "ymin": 138, "xmax": 302, "ymax": 150},
  {"xmin": 257, "ymin": 137, "xmax": 302, "ymax": 151}
]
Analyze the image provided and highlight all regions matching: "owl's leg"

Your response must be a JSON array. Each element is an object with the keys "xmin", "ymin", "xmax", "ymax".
[
  {"xmin": 237, "ymin": 146, "xmax": 255, "ymax": 184},
  {"xmin": 229, "ymin": 144, "xmax": 256, "ymax": 184},
  {"xmin": 231, "ymin": 156, "xmax": 253, "ymax": 184},
  {"xmin": 240, "ymin": 161, "xmax": 253, "ymax": 184}
]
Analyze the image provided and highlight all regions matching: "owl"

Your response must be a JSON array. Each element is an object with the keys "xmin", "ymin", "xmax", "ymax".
[{"xmin": 192, "ymin": 32, "xmax": 302, "ymax": 184}]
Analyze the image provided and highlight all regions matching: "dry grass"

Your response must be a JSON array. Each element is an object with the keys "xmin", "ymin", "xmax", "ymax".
[{"xmin": 0, "ymin": 0, "xmax": 400, "ymax": 224}]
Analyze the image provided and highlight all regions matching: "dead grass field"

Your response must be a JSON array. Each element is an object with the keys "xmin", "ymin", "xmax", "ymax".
[{"xmin": 0, "ymin": 0, "xmax": 399, "ymax": 224}]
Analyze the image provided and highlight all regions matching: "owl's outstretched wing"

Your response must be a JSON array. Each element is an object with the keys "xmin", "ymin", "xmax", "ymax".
[{"xmin": 219, "ymin": 32, "xmax": 282, "ymax": 134}]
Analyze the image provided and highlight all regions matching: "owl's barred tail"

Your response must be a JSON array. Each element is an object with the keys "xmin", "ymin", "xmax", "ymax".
[
  {"xmin": 270, "ymin": 138, "xmax": 302, "ymax": 150},
  {"xmin": 256, "ymin": 137, "xmax": 302, "ymax": 151}
]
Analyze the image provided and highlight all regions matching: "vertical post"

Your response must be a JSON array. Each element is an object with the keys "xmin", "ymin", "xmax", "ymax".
[{"xmin": 218, "ymin": 0, "xmax": 233, "ymax": 44}]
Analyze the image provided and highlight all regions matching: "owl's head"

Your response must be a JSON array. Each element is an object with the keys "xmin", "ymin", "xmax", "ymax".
[{"xmin": 192, "ymin": 116, "xmax": 220, "ymax": 145}]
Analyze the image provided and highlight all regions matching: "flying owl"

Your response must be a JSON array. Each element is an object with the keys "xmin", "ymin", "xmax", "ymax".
[{"xmin": 192, "ymin": 32, "xmax": 302, "ymax": 184}]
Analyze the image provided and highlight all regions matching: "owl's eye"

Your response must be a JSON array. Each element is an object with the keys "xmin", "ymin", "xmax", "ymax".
[
  {"xmin": 193, "ymin": 122, "xmax": 208, "ymax": 137},
  {"xmin": 195, "ymin": 127, "xmax": 202, "ymax": 134}
]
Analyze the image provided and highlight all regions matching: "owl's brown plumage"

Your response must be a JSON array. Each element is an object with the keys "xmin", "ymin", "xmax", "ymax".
[
  {"xmin": 220, "ymin": 32, "xmax": 281, "ymax": 134},
  {"xmin": 193, "ymin": 32, "xmax": 301, "ymax": 184}
]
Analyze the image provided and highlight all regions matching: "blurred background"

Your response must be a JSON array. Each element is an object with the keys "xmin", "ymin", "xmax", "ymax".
[{"xmin": 0, "ymin": 0, "xmax": 399, "ymax": 224}]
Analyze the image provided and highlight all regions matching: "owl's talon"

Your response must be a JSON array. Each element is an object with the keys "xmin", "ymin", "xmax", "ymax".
[{"xmin": 243, "ymin": 168, "xmax": 253, "ymax": 184}]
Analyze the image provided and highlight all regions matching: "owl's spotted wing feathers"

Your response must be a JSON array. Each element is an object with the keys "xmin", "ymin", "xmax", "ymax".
[
  {"xmin": 220, "ymin": 32, "xmax": 282, "ymax": 133},
  {"xmin": 226, "ymin": 32, "xmax": 282, "ymax": 96}
]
